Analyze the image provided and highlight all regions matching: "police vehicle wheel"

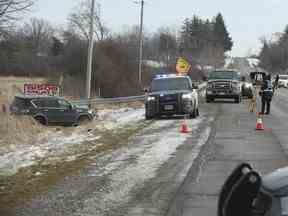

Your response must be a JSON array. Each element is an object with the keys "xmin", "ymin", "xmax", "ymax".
[{"xmin": 145, "ymin": 112, "xmax": 153, "ymax": 120}]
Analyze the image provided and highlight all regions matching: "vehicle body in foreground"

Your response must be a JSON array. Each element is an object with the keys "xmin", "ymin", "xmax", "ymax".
[
  {"xmin": 206, "ymin": 69, "xmax": 242, "ymax": 103},
  {"xmin": 145, "ymin": 74, "xmax": 199, "ymax": 119},
  {"xmin": 10, "ymin": 95, "xmax": 95, "ymax": 125},
  {"xmin": 218, "ymin": 163, "xmax": 288, "ymax": 216}
]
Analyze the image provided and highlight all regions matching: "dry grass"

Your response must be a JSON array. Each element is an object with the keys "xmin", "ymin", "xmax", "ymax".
[
  {"xmin": 0, "ymin": 113, "xmax": 46, "ymax": 155},
  {"xmin": 0, "ymin": 76, "xmax": 47, "ymax": 154}
]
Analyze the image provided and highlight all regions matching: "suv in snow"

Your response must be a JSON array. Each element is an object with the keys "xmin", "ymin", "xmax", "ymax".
[
  {"xmin": 10, "ymin": 95, "xmax": 95, "ymax": 125},
  {"xmin": 145, "ymin": 74, "xmax": 199, "ymax": 119},
  {"xmin": 206, "ymin": 69, "xmax": 242, "ymax": 103}
]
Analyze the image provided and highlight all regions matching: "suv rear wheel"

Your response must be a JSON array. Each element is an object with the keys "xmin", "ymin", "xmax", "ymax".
[{"xmin": 34, "ymin": 116, "xmax": 47, "ymax": 125}]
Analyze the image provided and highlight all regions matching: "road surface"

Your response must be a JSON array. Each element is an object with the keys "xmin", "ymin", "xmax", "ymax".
[{"xmin": 3, "ymin": 88, "xmax": 288, "ymax": 216}]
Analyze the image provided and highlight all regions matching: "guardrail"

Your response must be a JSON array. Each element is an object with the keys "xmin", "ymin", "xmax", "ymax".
[{"xmin": 72, "ymin": 82, "xmax": 207, "ymax": 106}]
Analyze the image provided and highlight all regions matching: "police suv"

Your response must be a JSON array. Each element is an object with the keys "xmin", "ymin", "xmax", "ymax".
[{"xmin": 145, "ymin": 74, "xmax": 199, "ymax": 119}]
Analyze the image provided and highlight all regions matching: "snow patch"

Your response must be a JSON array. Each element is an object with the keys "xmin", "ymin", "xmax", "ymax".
[
  {"xmin": 0, "ymin": 108, "xmax": 145, "ymax": 177},
  {"xmin": 82, "ymin": 116, "xmax": 211, "ymax": 212}
]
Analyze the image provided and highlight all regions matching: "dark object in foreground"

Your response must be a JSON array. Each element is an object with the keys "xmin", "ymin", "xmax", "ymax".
[
  {"xmin": 10, "ymin": 95, "xmax": 95, "ymax": 126},
  {"xmin": 218, "ymin": 162, "xmax": 288, "ymax": 216}
]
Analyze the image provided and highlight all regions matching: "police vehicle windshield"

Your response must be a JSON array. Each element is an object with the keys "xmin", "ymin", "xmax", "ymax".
[
  {"xmin": 209, "ymin": 71, "xmax": 240, "ymax": 80},
  {"xmin": 150, "ymin": 77, "xmax": 191, "ymax": 92}
]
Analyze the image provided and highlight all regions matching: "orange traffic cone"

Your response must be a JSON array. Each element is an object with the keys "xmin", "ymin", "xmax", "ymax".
[
  {"xmin": 255, "ymin": 115, "xmax": 264, "ymax": 130},
  {"xmin": 180, "ymin": 119, "xmax": 190, "ymax": 133}
]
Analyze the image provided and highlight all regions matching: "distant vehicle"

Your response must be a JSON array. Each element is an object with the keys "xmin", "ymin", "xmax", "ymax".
[
  {"xmin": 145, "ymin": 74, "xmax": 199, "ymax": 119},
  {"xmin": 250, "ymin": 71, "xmax": 267, "ymax": 86},
  {"xmin": 218, "ymin": 163, "xmax": 288, "ymax": 216},
  {"xmin": 10, "ymin": 95, "xmax": 95, "ymax": 126},
  {"xmin": 277, "ymin": 74, "xmax": 288, "ymax": 88},
  {"xmin": 206, "ymin": 69, "xmax": 242, "ymax": 103}
]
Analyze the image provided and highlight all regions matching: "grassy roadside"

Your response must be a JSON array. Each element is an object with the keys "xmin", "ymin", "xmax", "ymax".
[{"xmin": 0, "ymin": 119, "xmax": 152, "ymax": 211}]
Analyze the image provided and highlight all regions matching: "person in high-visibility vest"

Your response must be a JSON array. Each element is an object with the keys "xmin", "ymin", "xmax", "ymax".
[{"xmin": 259, "ymin": 74, "xmax": 273, "ymax": 115}]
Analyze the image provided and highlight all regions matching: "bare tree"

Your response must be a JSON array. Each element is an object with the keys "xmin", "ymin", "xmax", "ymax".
[
  {"xmin": 68, "ymin": 0, "xmax": 109, "ymax": 41},
  {"xmin": 0, "ymin": 0, "xmax": 34, "ymax": 36},
  {"xmin": 20, "ymin": 18, "xmax": 54, "ymax": 55}
]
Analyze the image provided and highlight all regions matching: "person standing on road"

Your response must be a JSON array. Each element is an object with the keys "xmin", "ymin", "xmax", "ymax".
[
  {"xmin": 273, "ymin": 74, "xmax": 279, "ymax": 92},
  {"xmin": 259, "ymin": 74, "xmax": 273, "ymax": 115}
]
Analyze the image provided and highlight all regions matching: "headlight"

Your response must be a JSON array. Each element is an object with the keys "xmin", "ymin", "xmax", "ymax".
[
  {"xmin": 244, "ymin": 83, "xmax": 253, "ymax": 88},
  {"xmin": 182, "ymin": 93, "xmax": 192, "ymax": 99},
  {"xmin": 88, "ymin": 110, "xmax": 93, "ymax": 114},
  {"xmin": 231, "ymin": 82, "xmax": 238, "ymax": 88},
  {"xmin": 147, "ymin": 96, "xmax": 156, "ymax": 101},
  {"xmin": 207, "ymin": 83, "xmax": 213, "ymax": 88},
  {"xmin": 232, "ymin": 82, "xmax": 241, "ymax": 92}
]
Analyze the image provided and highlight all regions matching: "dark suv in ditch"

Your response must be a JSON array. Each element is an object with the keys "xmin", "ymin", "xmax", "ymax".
[
  {"xmin": 10, "ymin": 95, "xmax": 95, "ymax": 125},
  {"xmin": 145, "ymin": 74, "xmax": 199, "ymax": 119}
]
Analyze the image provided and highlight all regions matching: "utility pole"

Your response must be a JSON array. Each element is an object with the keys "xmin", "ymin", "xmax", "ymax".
[
  {"xmin": 86, "ymin": 0, "xmax": 95, "ymax": 102},
  {"xmin": 137, "ymin": 0, "xmax": 144, "ymax": 86}
]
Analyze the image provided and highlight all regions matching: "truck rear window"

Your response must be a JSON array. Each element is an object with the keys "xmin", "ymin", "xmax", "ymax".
[{"xmin": 209, "ymin": 71, "xmax": 240, "ymax": 80}]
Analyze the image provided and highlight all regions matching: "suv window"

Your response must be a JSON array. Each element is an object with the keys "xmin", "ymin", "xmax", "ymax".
[
  {"xmin": 58, "ymin": 99, "xmax": 71, "ymax": 109},
  {"xmin": 151, "ymin": 77, "xmax": 192, "ymax": 92},
  {"xmin": 32, "ymin": 99, "xmax": 59, "ymax": 108}
]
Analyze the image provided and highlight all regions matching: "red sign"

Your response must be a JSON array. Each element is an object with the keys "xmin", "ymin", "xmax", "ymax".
[{"xmin": 24, "ymin": 84, "xmax": 60, "ymax": 96}]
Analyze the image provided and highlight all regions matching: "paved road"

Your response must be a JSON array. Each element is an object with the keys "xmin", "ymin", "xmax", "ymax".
[
  {"xmin": 167, "ymin": 88, "xmax": 288, "ymax": 216},
  {"xmin": 4, "ymin": 89, "xmax": 288, "ymax": 216}
]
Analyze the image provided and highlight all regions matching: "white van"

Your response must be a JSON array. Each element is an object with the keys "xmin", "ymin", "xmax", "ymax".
[{"xmin": 278, "ymin": 75, "xmax": 288, "ymax": 88}]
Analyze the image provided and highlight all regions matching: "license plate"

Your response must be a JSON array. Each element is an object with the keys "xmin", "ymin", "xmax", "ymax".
[
  {"xmin": 164, "ymin": 105, "xmax": 174, "ymax": 110},
  {"xmin": 219, "ymin": 92, "xmax": 225, "ymax": 95}
]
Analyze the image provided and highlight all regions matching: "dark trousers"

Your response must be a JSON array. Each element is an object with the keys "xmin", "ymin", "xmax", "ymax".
[{"xmin": 261, "ymin": 98, "xmax": 271, "ymax": 114}]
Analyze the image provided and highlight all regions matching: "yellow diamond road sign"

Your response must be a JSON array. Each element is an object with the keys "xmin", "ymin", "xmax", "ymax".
[{"xmin": 176, "ymin": 57, "xmax": 191, "ymax": 74}]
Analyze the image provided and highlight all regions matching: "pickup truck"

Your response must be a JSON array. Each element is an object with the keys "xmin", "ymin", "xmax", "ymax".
[{"xmin": 206, "ymin": 70, "xmax": 242, "ymax": 103}]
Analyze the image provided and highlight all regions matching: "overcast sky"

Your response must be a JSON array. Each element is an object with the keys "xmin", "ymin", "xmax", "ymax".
[{"xmin": 32, "ymin": 0, "xmax": 287, "ymax": 57}]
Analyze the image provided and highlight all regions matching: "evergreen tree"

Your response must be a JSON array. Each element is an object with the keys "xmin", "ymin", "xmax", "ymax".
[{"xmin": 214, "ymin": 13, "xmax": 233, "ymax": 52}]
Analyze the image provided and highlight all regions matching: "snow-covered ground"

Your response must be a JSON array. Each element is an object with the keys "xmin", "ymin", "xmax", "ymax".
[
  {"xmin": 0, "ymin": 108, "xmax": 145, "ymax": 177},
  {"xmin": 73, "ymin": 115, "xmax": 213, "ymax": 215}
]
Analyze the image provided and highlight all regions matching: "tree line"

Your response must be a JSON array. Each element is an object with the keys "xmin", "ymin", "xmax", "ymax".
[
  {"xmin": 259, "ymin": 26, "xmax": 288, "ymax": 74},
  {"xmin": 180, "ymin": 13, "xmax": 233, "ymax": 69},
  {"xmin": 0, "ymin": 0, "xmax": 233, "ymax": 97}
]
